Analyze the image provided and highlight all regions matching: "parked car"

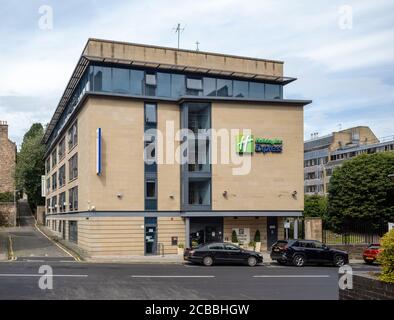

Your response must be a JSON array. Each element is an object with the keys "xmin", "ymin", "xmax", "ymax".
[
  {"xmin": 362, "ymin": 244, "xmax": 381, "ymax": 264},
  {"xmin": 184, "ymin": 242, "xmax": 263, "ymax": 267},
  {"xmin": 270, "ymin": 239, "xmax": 349, "ymax": 267}
]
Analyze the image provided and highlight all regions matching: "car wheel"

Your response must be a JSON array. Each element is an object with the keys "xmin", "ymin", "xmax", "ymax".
[
  {"xmin": 203, "ymin": 256, "xmax": 213, "ymax": 266},
  {"xmin": 247, "ymin": 256, "xmax": 257, "ymax": 267},
  {"xmin": 293, "ymin": 254, "xmax": 306, "ymax": 267},
  {"xmin": 334, "ymin": 255, "xmax": 346, "ymax": 267}
]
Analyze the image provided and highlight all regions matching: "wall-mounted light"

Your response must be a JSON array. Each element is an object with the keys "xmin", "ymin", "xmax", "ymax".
[
  {"xmin": 169, "ymin": 194, "xmax": 174, "ymax": 199},
  {"xmin": 117, "ymin": 193, "xmax": 123, "ymax": 199},
  {"xmin": 222, "ymin": 190, "xmax": 228, "ymax": 197}
]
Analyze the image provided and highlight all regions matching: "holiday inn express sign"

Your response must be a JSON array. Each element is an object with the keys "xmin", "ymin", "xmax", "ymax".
[{"xmin": 236, "ymin": 134, "xmax": 283, "ymax": 154}]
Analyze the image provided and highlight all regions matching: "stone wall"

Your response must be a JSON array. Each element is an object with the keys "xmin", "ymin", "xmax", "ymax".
[
  {"xmin": 304, "ymin": 217, "xmax": 322, "ymax": 241},
  {"xmin": 339, "ymin": 272, "xmax": 394, "ymax": 300},
  {"xmin": 36, "ymin": 206, "xmax": 46, "ymax": 225},
  {"xmin": 329, "ymin": 244, "xmax": 367, "ymax": 260},
  {"xmin": 0, "ymin": 121, "xmax": 16, "ymax": 193},
  {"xmin": 0, "ymin": 202, "xmax": 16, "ymax": 227}
]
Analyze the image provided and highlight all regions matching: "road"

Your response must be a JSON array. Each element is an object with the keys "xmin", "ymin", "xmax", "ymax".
[{"xmin": 0, "ymin": 261, "xmax": 379, "ymax": 300}]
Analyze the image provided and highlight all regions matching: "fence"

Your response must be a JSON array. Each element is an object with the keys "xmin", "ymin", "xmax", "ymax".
[{"xmin": 323, "ymin": 220, "xmax": 388, "ymax": 245}]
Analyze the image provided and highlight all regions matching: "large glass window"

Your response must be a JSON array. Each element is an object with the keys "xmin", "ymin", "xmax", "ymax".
[
  {"xmin": 59, "ymin": 192, "xmax": 66, "ymax": 212},
  {"xmin": 145, "ymin": 73, "xmax": 156, "ymax": 96},
  {"xmin": 69, "ymin": 186, "xmax": 78, "ymax": 211},
  {"xmin": 249, "ymin": 82, "xmax": 265, "ymax": 99},
  {"xmin": 46, "ymin": 158, "xmax": 51, "ymax": 174},
  {"xmin": 58, "ymin": 165, "xmax": 66, "ymax": 187},
  {"xmin": 130, "ymin": 70, "xmax": 144, "ymax": 95},
  {"xmin": 186, "ymin": 78, "xmax": 203, "ymax": 95},
  {"xmin": 265, "ymin": 84, "xmax": 281, "ymax": 99},
  {"xmin": 188, "ymin": 179, "xmax": 211, "ymax": 205},
  {"xmin": 171, "ymin": 74, "xmax": 185, "ymax": 97},
  {"xmin": 68, "ymin": 153, "xmax": 78, "ymax": 181},
  {"xmin": 146, "ymin": 180, "xmax": 156, "ymax": 199},
  {"xmin": 58, "ymin": 137, "xmax": 66, "ymax": 160},
  {"xmin": 68, "ymin": 121, "xmax": 78, "ymax": 150},
  {"xmin": 112, "ymin": 68, "xmax": 130, "ymax": 94},
  {"xmin": 157, "ymin": 72, "xmax": 171, "ymax": 97},
  {"xmin": 145, "ymin": 103, "xmax": 157, "ymax": 124},
  {"xmin": 233, "ymin": 80, "xmax": 249, "ymax": 98},
  {"xmin": 203, "ymin": 77, "xmax": 216, "ymax": 96},
  {"xmin": 216, "ymin": 79, "xmax": 232, "ymax": 97},
  {"xmin": 51, "ymin": 148, "xmax": 57, "ymax": 168},
  {"xmin": 51, "ymin": 196, "xmax": 57, "ymax": 213},
  {"xmin": 93, "ymin": 66, "xmax": 112, "ymax": 92},
  {"xmin": 52, "ymin": 172, "xmax": 57, "ymax": 191}
]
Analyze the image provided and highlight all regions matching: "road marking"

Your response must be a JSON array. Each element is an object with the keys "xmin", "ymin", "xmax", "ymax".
[
  {"xmin": 0, "ymin": 274, "xmax": 88, "ymax": 277},
  {"xmin": 131, "ymin": 275, "xmax": 215, "ymax": 278},
  {"xmin": 253, "ymin": 275, "xmax": 330, "ymax": 278}
]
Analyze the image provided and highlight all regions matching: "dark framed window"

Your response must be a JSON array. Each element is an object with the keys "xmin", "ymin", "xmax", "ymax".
[
  {"xmin": 58, "ymin": 165, "xmax": 66, "ymax": 187},
  {"xmin": 171, "ymin": 74, "xmax": 185, "ymax": 97},
  {"xmin": 51, "ymin": 172, "xmax": 57, "ymax": 191},
  {"xmin": 265, "ymin": 84, "xmax": 281, "ymax": 99},
  {"xmin": 46, "ymin": 178, "xmax": 50, "ymax": 195},
  {"xmin": 188, "ymin": 179, "xmax": 211, "ymax": 205},
  {"xmin": 112, "ymin": 67, "xmax": 130, "ymax": 94},
  {"xmin": 145, "ymin": 103, "xmax": 157, "ymax": 124},
  {"xmin": 69, "ymin": 186, "xmax": 78, "ymax": 211},
  {"xmin": 69, "ymin": 221, "xmax": 78, "ymax": 243},
  {"xmin": 145, "ymin": 73, "xmax": 156, "ymax": 96},
  {"xmin": 157, "ymin": 72, "xmax": 171, "ymax": 97},
  {"xmin": 203, "ymin": 77, "xmax": 216, "ymax": 96},
  {"xmin": 186, "ymin": 77, "xmax": 203, "ymax": 95},
  {"xmin": 45, "ymin": 158, "xmax": 50, "ymax": 174},
  {"xmin": 59, "ymin": 192, "xmax": 66, "ymax": 212},
  {"xmin": 51, "ymin": 195, "xmax": 57, "ymax": 213},
  {"xmin": 216, "ymin": 79, "xmax": 232, "ymax": 97},
  {"xmin": 130, "ymin": 70, "xmax": 144, "ymax": 95},
  {"xmin": 68, "ymin": 121, "xmax": 78, "ymax": 150},
  {"xmin": 93, "ymin": 66, "xmax": 112, "ymax": 92},
  {"xmin": 146, "ymin": 180, "xmax": 156, "ymax": 199},
  {"xmin": 51, "ymin": 148, "xmax": 57, "ymax": 167},
  {"xmin": 68, "ymin": 153, "xmax": 78, "ymax": 181},
  {"xmin": 46, "ymin": 198, "xmax": 51, "ymax": 214},
  {"xmin": 249, "ymin": 82, "xmax": 265, "ymax": 99},
  {"xmin": 58, "ymin": 137, "xmax": 66, "ymax": 160},
  {"xmin": 233, "ymin": 80, "xmax": 249, "ymax": 98}
]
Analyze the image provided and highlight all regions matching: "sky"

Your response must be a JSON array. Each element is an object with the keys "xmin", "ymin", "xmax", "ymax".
[{"xmin": 0, "ymin": 0, "xmax": 393, "ymax": 147}]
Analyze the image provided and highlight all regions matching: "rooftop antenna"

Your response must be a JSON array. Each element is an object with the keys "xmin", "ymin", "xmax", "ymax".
[
  {"xmin": 195, "ymin": 41, "xmax": 200, "ymax": 51},
  {"xmin": 173, "ymin": 23, "xmax": 185, "ymax": 49}
]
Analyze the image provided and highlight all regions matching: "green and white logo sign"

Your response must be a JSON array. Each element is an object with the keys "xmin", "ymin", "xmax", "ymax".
[{"xmin": 236, "ymin": 135, "xmax": 254, "ymax": 153}]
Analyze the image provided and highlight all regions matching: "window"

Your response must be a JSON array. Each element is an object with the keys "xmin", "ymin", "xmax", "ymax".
[
  {"xmin": 249, "ymin": 82, "xmax": 265, "ymax": 99},
  {"xmin": 208, "ymin": 244, "xmax": 224, "ymax": 250},
  {"xmin": 216, "ymin": 79, "xmax": 232, "ymax": 97},
  {"xmin": 68, "ymin": 121, "xmax": 78, "ymax": 150},
  {"xmin": 145, "ymin": 103, "xmax": 157, "ymax": 124},
  {"xmin": 130, "ymin": 70, "xmax": 144, "ymax": 95},
  {"xmin": 69, "ymin": 153, "xmax": 78, "ymax": 181},
  {"xmin": 46, "ymin": 158, "xmax": 51, "ymax": 174},
  {"xmin": 93, "ymin": 66, "xmax": 112, "ymax": 92},
  {"xmin": 157, "ymin": 73, "xmax": 171, "ymax": 97},
  {"xmin": 112, "ymin": 68, "xmax": 130, "ymax": 94},
  {"xmin": 52, "ymin": 172, "xmax": 57, "ymax": 191},
  {"xmin": 203, "ymin": 78, "xmax": 216, "ymax": 96},
  {"xmin": 146, "ymin": 180, "xmax": 156, "ymax": 199},
  {"xmin": 233, "ymin": 80, "xmax": 248, "ymax": 98},
  {"xmin": 224, "ymin": 244, "xmax": 240, "ymax": 251},
  {"xmin": 265, "ymin": 84, "xmax": 281, "ymax": 99},
  {"xmin": 46, "ymin": 178, "xmax": 50, "ymax": 195},
  {"xmin": 51, "ymin": 196, "xmax": 57, "ymax": 213},
  {"xmin": 59, "ymin": 192, "xmax": 66, "ymax": 213},
  {"xmin": 186, "ymin": 78, "xmax": 203, "ymax": 95},
  {"xmin": 145, "ymin": 73, "xmax": 156, "ymax": 96},
  {"xmin": 58, "ymin": 165, "xmax": 66, "ymax": 187},
  {"xmin": 188, "ymin": 179, "xmax": 211, "ymax": 205},
  {"xmin": 144, "ymin": 137, "xmax": 156, "ymax": 165},
  {"xmin": 171, "ymin": 74, "xmax": 185, "ymax": 97},
  {"xmin": 58, "ymin": 138, "xmax": 66, "ymax": 160},
  {"xmin": 69, "ymin": 221, "xmax": 78, "ymax": 243},
  {"xmin": 51, "ymin": 148, "xmax": 57, "ymax": 167},
  {"xmin": 69, "ymin": 186, "xmax": 78, "ymax": 211},
  {"xmin": 46, "ymin": 198, "xmax": 51, "ymax": 214}
]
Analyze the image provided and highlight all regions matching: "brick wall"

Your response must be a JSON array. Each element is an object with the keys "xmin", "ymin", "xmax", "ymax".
[
  {"xmin": 0, "ymin": 202, "xmax": 16, "ymax": 227},
  {"xmin": 0, "ymin": 121, "xmax": 16, "ymax": 193},
  {"xmin": 339, "ymin": 272, "xmax": 394, "ymax": 300}
]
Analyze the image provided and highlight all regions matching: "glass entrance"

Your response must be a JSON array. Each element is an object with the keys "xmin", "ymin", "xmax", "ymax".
[
  {"xmin": 189, "ymin": 217, "xmax": 223, "ymax": 247},
  {"xmin": 145, "ymin": 217, "xmax": 157, "ymax": 255}
]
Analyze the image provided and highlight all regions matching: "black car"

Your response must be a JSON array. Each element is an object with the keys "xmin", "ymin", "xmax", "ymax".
[
  {"xmin": 270, "ymin": 239, "xmax": 349, "ymax": 267},
  {"xmin": 184, "ymin": 242, "xmax": 263, "ymax": 267}
]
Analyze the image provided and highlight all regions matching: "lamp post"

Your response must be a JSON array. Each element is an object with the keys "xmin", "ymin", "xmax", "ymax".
[{"xmin": 13, "ymin": 189, "xmax": 20, "ymax": 227}]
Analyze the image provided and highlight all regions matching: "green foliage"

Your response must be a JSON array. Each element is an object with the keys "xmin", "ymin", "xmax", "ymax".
[
  {"xmin": 304, "ymin": 195, "xmax": 328, "ymax": 219},
  {"xmin": 327, "ymin": 153, "xmax": 394, "ymax": 230},
  {"xmin": 254, "ymin": 229, "xmax": 261, "ymax": 242},
  {"xmin": 231, "ymin": 230, "xmax": 238, "ymax": 243},
  {"xmin": 178, "ymin": 243, "xmax": 184, "ymax": 249},
  {"xmin": 0, "ymin": 192, "xmax": 13, "ymax": 202},
  {"xmin": 14, "ymin": 123, "xmax": 45, "ymax": 211},
  {"xmin": 378, "ymin": 229, "xmax": 394, "ymax": 283}
]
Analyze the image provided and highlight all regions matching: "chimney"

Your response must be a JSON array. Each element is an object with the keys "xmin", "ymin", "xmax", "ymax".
[{"xmin": 0, "ymin": 120, "xmax": 8, "ymax": 140}]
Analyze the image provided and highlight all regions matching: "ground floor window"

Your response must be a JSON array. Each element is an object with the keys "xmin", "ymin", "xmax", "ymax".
[
  {"xmin": 190, "ymin": 217, "xmax": 223, "ymax": 247},
  {"xmin": 69, "ymin": 221, "xmax": 78, "ymax": 243}
]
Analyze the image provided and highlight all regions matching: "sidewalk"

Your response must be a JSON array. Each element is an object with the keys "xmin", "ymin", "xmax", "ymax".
[{"xmin": 0, "ymin": 230, "xmax": 9, "ymax": 261}]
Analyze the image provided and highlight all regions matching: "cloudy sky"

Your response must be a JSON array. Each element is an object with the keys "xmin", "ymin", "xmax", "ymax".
[{"xmin": 0, "ymin": 0, "xmax": 393, "ymax": 146}]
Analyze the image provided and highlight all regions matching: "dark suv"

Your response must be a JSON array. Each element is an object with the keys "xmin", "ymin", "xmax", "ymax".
[{"xmin": 270, "ymin": 239, "xmax": 348, "ymax": 267}]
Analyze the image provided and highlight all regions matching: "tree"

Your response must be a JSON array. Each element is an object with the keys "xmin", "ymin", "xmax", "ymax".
[
  {"xmin": 14, "ymin": 123, "xmax": 45, "ymax": 211},
  {"xmin": 231, "ymin": 230, "xmax": 238, "ymax": 243},
  {"xmin": 304, "ymin": 194, "xmax": 328, "ymax": 219},
  {"xmin": 327, "ymin": 152, "xmax": 394, "ymax": 231},
  {"xmin": 378, "ymin": 228, "xmax": 394, "ymax": 283}
]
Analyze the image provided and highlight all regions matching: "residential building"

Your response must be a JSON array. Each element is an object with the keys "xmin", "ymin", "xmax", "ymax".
[
  {"xmin": 304, "ymin": 126, "xmax": 394, "ymax": 195},
  {"xmin": 43, "ymin": 38, "xmax": 311, "ymax": 256},
  {"xmin": 0, "ymin": 121, "xmax": 16, "ymax": 193}
]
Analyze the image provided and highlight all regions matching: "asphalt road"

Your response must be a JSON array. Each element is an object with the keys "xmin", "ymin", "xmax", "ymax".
[{"xmin": 0, "ymin": 261, "xmax": 380, "ymax": 300}]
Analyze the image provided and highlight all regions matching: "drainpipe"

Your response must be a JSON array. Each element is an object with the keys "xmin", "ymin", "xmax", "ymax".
[
  {"xmin": 185, "ymin": 217, "xmax": 190, "ymax": 248},
  {"xmin": 294, "ymin": 218, "xmax": 299, "ymax": 240}
]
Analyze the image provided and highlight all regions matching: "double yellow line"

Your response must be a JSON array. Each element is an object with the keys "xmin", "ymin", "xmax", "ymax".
[{"xmin": 8, "ymin": 236, "xmax": 16, "ymax": 261}]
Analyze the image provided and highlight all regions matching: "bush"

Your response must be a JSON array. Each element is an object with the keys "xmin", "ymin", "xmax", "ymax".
[
  {"xmin": 0, "ymin": 192, "xmax": 14, "ymax": 202},
  {"xmin": 231, "ymin": 230, "xmax": 238, "ymax": 243},
  {"xmin": 378, "ymin": 228, "xmax": 394, "ymax": 284},
  {"xmin": 254, "ymin": 229, "xmax": 261, "ymax": 242},
  {"xmin": 178, "ymin": 243, "xmax": 184, "ymax": 249}
]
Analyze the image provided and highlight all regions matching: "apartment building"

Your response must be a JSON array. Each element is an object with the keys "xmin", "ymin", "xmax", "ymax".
[
  {"xmin": 43, "ymin": 38, "xmax": 311, "ymax": 257},
  {"xmin": 304, "ymin": 126, "xmax": 394, "ymax": 195}
]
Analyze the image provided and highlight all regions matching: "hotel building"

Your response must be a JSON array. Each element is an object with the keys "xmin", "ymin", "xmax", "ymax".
[{"xmin": 43, "ymin": 39, "xmax": 311, "ymax": 257}]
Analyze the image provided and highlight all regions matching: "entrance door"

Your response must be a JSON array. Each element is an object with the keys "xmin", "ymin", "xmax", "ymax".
[
  {"xmin": 267, "ymin": 217, "xmax": 278, "ymax": 249},
  {"xmin": 205, "ymin": 226, "xmax": 222, "ymax": 243},
  {"xmin": 145, "ymin": 226, "xmax": 157, "ymax": 255}
]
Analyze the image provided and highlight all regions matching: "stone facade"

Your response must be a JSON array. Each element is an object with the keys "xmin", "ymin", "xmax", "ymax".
[
  {"xmin": 339, "ymin": 272, "xmax": 394, "ymax": 300},
  {"xmin": 0, "ymin": 202, "xmax": 16, "ymax": 227},
  {"xmin": 0, "ymin": 121, "xmax": 16, "ymax": 193}
]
